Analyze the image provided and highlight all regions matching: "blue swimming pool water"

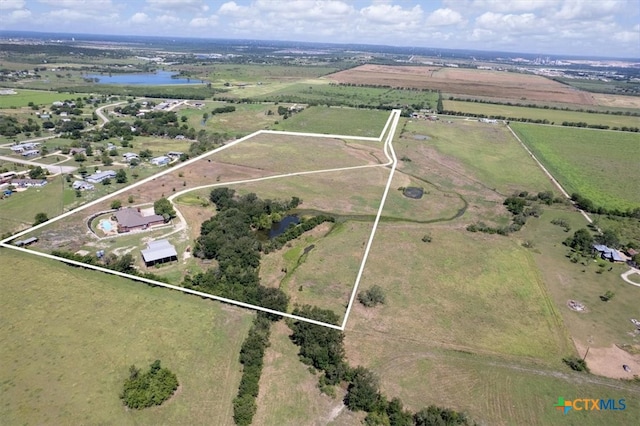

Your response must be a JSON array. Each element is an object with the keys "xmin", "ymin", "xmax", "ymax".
[{"xmin": 101, "ymin": 220, "xmax": 113, "ymax": 231}]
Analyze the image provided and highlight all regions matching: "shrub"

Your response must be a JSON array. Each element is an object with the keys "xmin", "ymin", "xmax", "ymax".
[
  {"xmin": 120, "ymin": 360, "xmax": 178, "ymax": 409},
  {"xmin": 562, "ymin": 356, "xmax": 589, "ymax": 372},
  {"xmin": 358, "ymin": 285, "xmax": 386, "ymax": 307}
]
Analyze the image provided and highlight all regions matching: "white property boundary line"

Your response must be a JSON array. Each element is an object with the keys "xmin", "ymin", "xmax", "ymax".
[{"xmin": 1, "ymin": 110, "xmax": 401, "ymax": 331}]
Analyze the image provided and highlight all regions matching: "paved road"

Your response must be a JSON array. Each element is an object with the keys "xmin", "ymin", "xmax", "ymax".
[{"xmin": 0, "ymin": 155, "xmax": 76, "ymax": 174}]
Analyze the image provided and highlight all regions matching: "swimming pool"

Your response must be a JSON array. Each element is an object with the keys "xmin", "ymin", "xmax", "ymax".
[{"xmin": 100, "ymin": 220, "xmax": 113, "ymax": 232}]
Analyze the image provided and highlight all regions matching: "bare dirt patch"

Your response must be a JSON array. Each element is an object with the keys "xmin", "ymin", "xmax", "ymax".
[
  {"xmin": 574, "ymin": 340, "xmax": 640, "ymax": 379},
  {"xmin": 327, "ymin": 65, "xmax": 596, "ymax": 105}
]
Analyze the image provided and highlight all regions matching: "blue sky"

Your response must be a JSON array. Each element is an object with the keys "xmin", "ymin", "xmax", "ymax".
[{"xmin": 1, "ymin": 1, "xmax": 639, "ymax": 58}]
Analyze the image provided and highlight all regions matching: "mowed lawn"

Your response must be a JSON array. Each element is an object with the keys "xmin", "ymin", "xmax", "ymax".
[
  {"xmin": 512, "ymin": 123, "xmax": 640, "ymax": 210},
  {"xmin": 444, "ymin": 100, "xmax": 640, "ymax": 129},
  {"xmin": 0, "ymin": 249, "xmax": 252, "ymax": 425}
]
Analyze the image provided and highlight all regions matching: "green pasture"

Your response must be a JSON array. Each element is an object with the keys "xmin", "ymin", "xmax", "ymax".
[
  {"xmin": 519, "ymin": 207, "xmax": 640, "ymax": 348},
  {"xmin": 272, "ymin": 106, "xmax": 390, "ymax": 137},
  {"xmin": 444, "ymin": 100, "xmax": 640, "ymax": 128},
  {"xmin": 212, "ymin": 132, "xmax": 384, "ymax": 174},
  {"xmin": 179, "ymin": 101, "xmax": 279, "ymax": 136},
  {"xmin": 352, "ymin": 222, "xmax": 571, "ymax": 362},
  {"xmin": 345, "ymin": 336, "xmax": 640, "ymax": 426},
  {"xmin": 402, "ymin": 119, "xmax": 556, "ymax": 195},
  {"xmin": 511, "ymin": 123, "xmax": 640, "ymax": 210},
  {"xmin": 0, "ymin": 249, "xmax": 252, "ymax": 425},
  {"xmin": 247, "ymin": 82, "xmax": 439, "ymax": 109}
]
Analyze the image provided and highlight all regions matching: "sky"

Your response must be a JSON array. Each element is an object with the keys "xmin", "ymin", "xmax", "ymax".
[{"xmin": 1, "ymin": 0, "xmax": 639, "ymax": 58}]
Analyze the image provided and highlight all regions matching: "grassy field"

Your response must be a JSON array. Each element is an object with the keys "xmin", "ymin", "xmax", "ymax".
[
  {"xmin": 272, "ymin": 106, "xmax": 389, "ymax": 137},
  {"xmin": 246, "ymin": 81, "xmax": 439, "ymax": 109},
  {"xmin": 0, "ymin": 89, "xmax": 79, "ymax": 108},
  {"xmin": 443, "ymin": 100, "xmax": 640, "ymax": 128},
  {"xmin": 401, "ymin": 119, "xmax": 556, "ymax": 195},
  {"xmin": 0, "ymin": 248, "xmax": 252, "ymax": 425},
  {"xmin": 511, "ymin": 123, "xmax": 640, "ymax": 210},
  {"xmin": 344, "ymin": 335, "xmax": 640, "ymax": 426}
]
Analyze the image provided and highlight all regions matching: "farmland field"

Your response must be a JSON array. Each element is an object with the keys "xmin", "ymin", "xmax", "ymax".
[
  {"xmin": 443, "ymin": 100, "xmax": 640, "ymax": 128},
  {"xmin": 272, "ymin": 106, "xmax": 390, "ymax": 137},
  {"xmin": 0, "ymin": 249, "xmax": 252, "ymax": 425},
  {"xmin": 327, "ymin": 65, "xmax": 597, "ymax": 105},
  {"xmin": 511, "ymin": 123, "xmax": 640, "ymax": 210}
]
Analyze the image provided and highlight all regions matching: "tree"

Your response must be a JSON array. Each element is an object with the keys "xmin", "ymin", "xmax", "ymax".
[
  {"xmin": 564, "ymin": 228, "xmax": 594, "ymax": 253},
  {"xmin": 115, "ymin": 169, "xmax": 127, "ymax": 184},
  {"xmin": 358, "ymin": 285, "xmax": 386, "ymax": 307},
  {"xmin": 111, "ymin": 199, "xmax": 122, "ymax": 210},
  {"xmin": 344, "ymin": 366, "xmax": 381, "ymax": 412},
  {"xmin": 28, "ymin": 166, "xmax": 46, "ymax": 179},
  {"xmin": 101, "ymin": 153, "xmax": 113, "ymax": 166},
  {"xmin": 414, "ymin": 405, "xmax": 472, "ymax": 426},
  {"xmin": 34, "ymin": 212, "xmax": 49, "ymax": 225},
  {"xmin": 120, "ymin": 360, "xmax": 178, "ymax": 409},
  {"xmin": 102, "ymin": 177, "xmax": 111, "ymax": 185},
  {"xmin": 595, "ymin": 229, "xmax": 620, "ymax": 248},
  {"xmin": 73, "ymin": 152, "xmax": 86, "ymax": 163},
  {"xmin": 154, "ymin": 197, "xmax": 176, "ymax": 220}
]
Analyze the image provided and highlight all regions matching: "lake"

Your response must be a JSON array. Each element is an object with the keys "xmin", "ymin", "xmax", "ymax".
[{"xmin": 85, "ymin": 70, "xmax": 201, "ymax": 85}]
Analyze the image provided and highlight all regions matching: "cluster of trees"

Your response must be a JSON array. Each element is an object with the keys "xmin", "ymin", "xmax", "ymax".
[
  {"xmin": 289, "ymin": 305, "xmax": 475, "ymax": 425},
  {"xmin": 186, "ymin": 190, "xmax": 290, "ymax": 313},
  {"xmin": 571, "ymin": 193, "xmax": 640, "ymax": 219},
  {"xmin": 120, "ymin": 360, "xmax": 179, "ymax": 409},
  {"xmin": 209, "ymin": 188, "xmax": 300, "ymax": 229},
  {"xmin": 0, "ymin": 115, "xmax": 41, "ymax": 137},
  {"xmin": 211, "ymin": 105, "xmax": 236, "ymax": 115},
  {"xmin": 467, "ymin": 191, "xmax": 554, "ymax": 235},
  {"xmin": 233, "ymin": 313, "xmax": 272, "ymax": 425}
]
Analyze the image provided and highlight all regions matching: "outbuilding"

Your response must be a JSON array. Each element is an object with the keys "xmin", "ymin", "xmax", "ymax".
[{"xmin": 141, "ymin": 239, "xmax": 178, "ymax": 267}]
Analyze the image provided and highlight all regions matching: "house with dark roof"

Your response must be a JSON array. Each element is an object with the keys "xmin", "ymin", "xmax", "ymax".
[
  {"xmin": 141, "ymin": 239, "xmax": 178, "ymax": 267},
  {"xmin": 593, "ymin": 244, "xmax": 624, "ymax": 262},
  {"xmin": 114, "ymin": 207, "xmax": 165, "ymax": 233}
]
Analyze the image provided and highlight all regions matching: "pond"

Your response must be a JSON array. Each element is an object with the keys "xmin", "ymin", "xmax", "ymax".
[
  {"xmin": 269, "ymin": 215, "xmax": 300, "ymax": 238},
  {"xmin": 403, "ymin": 187, "xmax": 424, "ymax": 199},
  {"xmin": 85, "ymin": 70, "xmax": 200, "ymax": 85}
]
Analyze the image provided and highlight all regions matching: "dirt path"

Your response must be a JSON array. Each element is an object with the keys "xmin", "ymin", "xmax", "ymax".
[{"xmin": 621, "ymin": 268, "xmax": 640, "ymax": 287}]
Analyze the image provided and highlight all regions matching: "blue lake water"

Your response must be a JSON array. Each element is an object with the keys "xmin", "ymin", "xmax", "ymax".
[{"xmin": 85, "ymin": 70, "xmax": 200, "ymax": 85}]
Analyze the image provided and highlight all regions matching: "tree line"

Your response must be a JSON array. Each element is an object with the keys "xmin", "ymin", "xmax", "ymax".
[{"xmin": 289, "ymin": 305, "xmax": 475, "ymax": 425}]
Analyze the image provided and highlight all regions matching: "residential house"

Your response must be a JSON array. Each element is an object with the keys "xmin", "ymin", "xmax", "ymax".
[
  {"xmin": 22, "ymin": 150, "xmax": 40, "ymax": 157},
  {"xmin": 72, "ymin": 180, "xmax": 94, "ymax": 190},
  {"xmin": 85, "ymin": 170, "xmax": 116, "ymax": 183},
  {"xmin": 150, "ymin": 155, "xmax": 170, "ymax": 166},
  {"xmin": 593, "ymin": 244, "xmax": 624, "ymax": 262},
  {"xmin": 114, "ymin": 207, "xmax": 165, "ymax": 233},
  {"xmin": 10, "ymin": 178, "xmax": 47, "ymax": 188}
]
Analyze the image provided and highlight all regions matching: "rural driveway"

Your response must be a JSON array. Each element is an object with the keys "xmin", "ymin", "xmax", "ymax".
[{"xmin": 0, "ymin": 155, "xmax": 76, "ymax": 174}]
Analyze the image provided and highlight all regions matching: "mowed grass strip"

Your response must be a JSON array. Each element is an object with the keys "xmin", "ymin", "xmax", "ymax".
[
  {"xmin": 0, "ymin": 249, "xmax": 252, "ymax": 425},
  {"xmin": 444, "ymin": 100, "xmax": 640, "ymax": 129},
  {"xmin": 350, "ymin": 223, "xmax": 571, "ymax": 362},
  {"xmin": 511, "ymin": 123, "xmax": 640, "ymax": 210}
]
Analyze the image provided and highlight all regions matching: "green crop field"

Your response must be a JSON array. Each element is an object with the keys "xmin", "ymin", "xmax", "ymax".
[
  {"xmin": 511, "ymin": 123, "xmax": 640, "ymax": 210},
  {"xmin": 0, "ymin": 89, "xmax": 80, "ymax": 108},
  {"xmin": 444, "ymin": 100, "xmax": 640, "ymax": 128},
  {"xmin": 0, "ymin": 249, "xmax": 252, "ymax": 425},
  {"xmin": 201, "ymin": 64, "xmax": 340, "ymax": 83}
]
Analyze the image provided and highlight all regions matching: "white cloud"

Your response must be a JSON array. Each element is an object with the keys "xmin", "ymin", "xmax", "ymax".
[
  {"xmin": 129, "ymin": 12, "xmax": 149, "ymax": 24},
  {"xmin": 38, "ymin": 0, "xmax": 113, "ymax": 8},
  {"xmin": 613, "ymin": 30, "xmax": 640, "ymax": 43},
  {"xmin": 0, "ymin": 0, "xmax": 25, "ymax": 10},
  {"xmin": 426, "ymin": 8, "xmax": 464, "ymax": 26},
  {"xmin": 469, "ymin": 0, "xmax": 560, "ymax": 13},
  {"xmin": 146, "ymin": 0, "xmax": 208, "ymax": 12},
  {"xmin": 218, "ymin": 1, "xmax": 247, "ymax": 16},
  {"xmin": 189, "ymin": 15, "xmax": 219, "ymax": 28},
  {"xmin": 5, "ymin": 9, "xmax": 32, "ymax": 21},
  {"xmin": 360, "ymin": 3, "xmax": 423, "ymax": 25}
]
